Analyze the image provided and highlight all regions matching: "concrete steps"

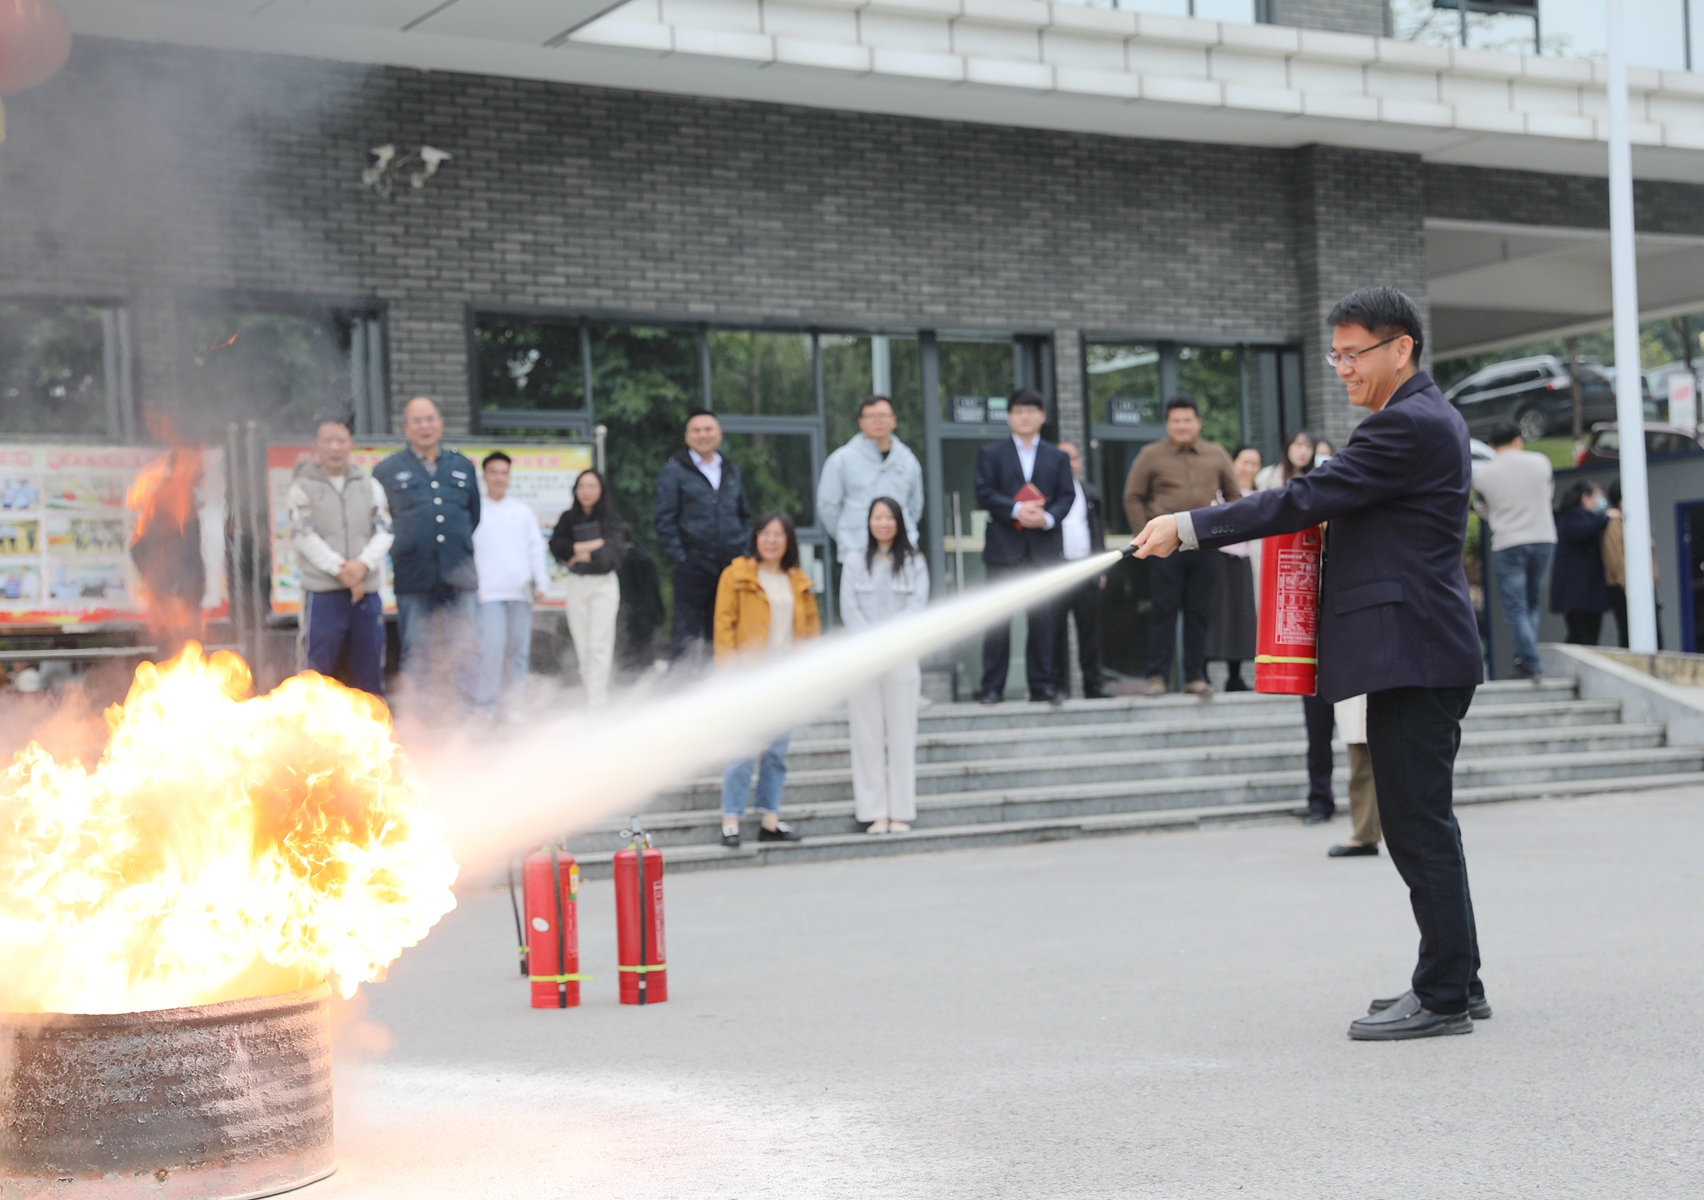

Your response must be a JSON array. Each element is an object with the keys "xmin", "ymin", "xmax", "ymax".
[{"xmin": 563, "ymin": 676, "xmax": 1704, "ymax": 876}]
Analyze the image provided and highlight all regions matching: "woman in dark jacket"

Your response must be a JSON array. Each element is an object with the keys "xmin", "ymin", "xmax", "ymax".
[
  {"xmin": 549, "ymin": 469, "xmax": 628, "ymax": 705},
  {"xmin": 1549, "ymin": 478, "xmax": 1613, "ymax": 645}
]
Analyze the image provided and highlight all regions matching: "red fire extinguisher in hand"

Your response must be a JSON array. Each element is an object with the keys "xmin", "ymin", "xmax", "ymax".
[
  {"xmin": 1255, "ymin": 525, "xmax": 1323, "ymax": 695},
  {"xmin": 614, "ymin": 819, "xmax": 667, "ymax": 1006}
]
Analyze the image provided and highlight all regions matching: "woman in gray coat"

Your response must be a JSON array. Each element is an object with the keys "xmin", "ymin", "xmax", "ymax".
[{"xmin": 840, "ymin": 497, "xmax": 930, "ymax": 833}]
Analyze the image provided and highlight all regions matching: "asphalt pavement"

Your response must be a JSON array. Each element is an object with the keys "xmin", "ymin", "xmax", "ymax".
[{"xmin": 311, "ymin": 785, "xmax": 1704, "ymax": 1199}]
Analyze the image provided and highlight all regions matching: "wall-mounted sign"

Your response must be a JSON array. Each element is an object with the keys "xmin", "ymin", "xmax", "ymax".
[
  {"xmin": 1109, "ymin": 398, "xmax": 1147, "ymax": 427},
  {"xmin": 0, "ymin": 443, "xmax": 226, "ymax": 627}
]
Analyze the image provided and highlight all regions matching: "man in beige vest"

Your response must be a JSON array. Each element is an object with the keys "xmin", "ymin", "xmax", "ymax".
[{"xmin": 288, "ymin": 414, "xmax": 393, "ymax": 696}]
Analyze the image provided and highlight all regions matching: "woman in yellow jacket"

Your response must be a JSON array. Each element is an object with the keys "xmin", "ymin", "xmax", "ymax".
[{"xmin": 714, "ymin": 511, "xmax": 821, "ymax": 848}]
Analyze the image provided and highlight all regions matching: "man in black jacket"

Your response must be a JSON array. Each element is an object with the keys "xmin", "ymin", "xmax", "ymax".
[
  {"xmin": 1051, "ymin": 441, "xmax": 1110, "ymax": 699},
  {"xmin": 974, "ymin": 390, "xmax": 1075, "ymax": 703},
  {"xmin": 1133, "ymin": 287, "xmax": 1488, "ymax": 1041},
  {"xmin": 654, "ymin": 410, "xmax": 751, "ymax": 664},
  {"xmin": 373, "ymin": 396, "xmax": 481, "ymax": 712}
]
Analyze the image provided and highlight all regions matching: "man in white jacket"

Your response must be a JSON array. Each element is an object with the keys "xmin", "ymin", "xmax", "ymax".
[
  {"xmin": 472, "ymin": 451, "xmax": 552, "ymax": 719},
  {"xmin": 815, "ymin": 396, "xmax": 925, "ymax": 559},
  {"xmin": 288, "ymin": 415, "xmax": 393, "ymax": 697}
]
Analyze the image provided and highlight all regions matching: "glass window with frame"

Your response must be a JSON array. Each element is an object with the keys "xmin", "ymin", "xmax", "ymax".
[
  {"xmin": 1087, "ymin": 343, "xmax": 1161, "ymax": 429},
  {"xmin": 183, "ymin": 307, "xmax": 369, "ymax": 437},
  {"xmin": 474, "ymin": 314, "xmax": 584, "ymax": 411},
  {"xmin": 721, "ymin": 431, "xmax": 816, "ymax": 529},
  {"xmin": 1174, "ymin": 345, "xmax": 1244, "ymax": 452},
  {"xmin": 821, "ymin": 334, "xmax": 926, "ymax": 455},
  {"xmin": 709, "ymin": 331, "xmax": 815, "ymax": 416},
  {"xmin": 940, "ymin": 340, "xmax": 1016, "ymax": 425},
  {"xmin": 0, "ymin": 302, "xmax": 117, "ymax": 438}
]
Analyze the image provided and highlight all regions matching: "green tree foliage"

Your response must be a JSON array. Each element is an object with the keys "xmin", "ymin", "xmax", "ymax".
[
  {"xmin": 475, "ymin": 319, "xmax": 584, "ymax": 410},
  {"xmin": 0, "ymin": 304, "xmax": 108, "ymax": 437},
  {"xmin": 183, "ymin": 311, "xmax": 352, "ymax": 438}
]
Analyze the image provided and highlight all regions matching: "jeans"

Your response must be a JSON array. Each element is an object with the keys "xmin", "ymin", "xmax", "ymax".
[
  {"xmin": 395, "ymin": 588, "xmax": 480, "ymax": 712},
  {"xmin": 722, "ymin": 731, "xmax": 792, "ymax": 817},
  {"xmin": 1366, "ymin": 685, "xmax": 1482, "ymax": 1015},
  {"xmin": 299, "ymin": 589, "xmax": 385, "ymax": 697},
  {"xmin": 1492, "ymin": 542, "xmax": 1553, "ymax": 673},
  {"xmin": 475, "ymin": 599, "xmax": 533, "ymax": 716},
  {"xmin": 1145, "ymin": 551, "xmax": 1219, "ymax": 685}
]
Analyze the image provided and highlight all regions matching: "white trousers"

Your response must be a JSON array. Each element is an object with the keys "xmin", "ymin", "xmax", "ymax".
[
  {"xmin": 847, "ymin": 658, "xmax": 921, "ymax": 822},
  {"xmin": 564, "ymin": 572, "xmax": 620, "ymax": 706}
]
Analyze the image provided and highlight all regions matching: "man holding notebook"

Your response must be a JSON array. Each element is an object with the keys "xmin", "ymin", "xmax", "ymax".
[{"xmin": 974, "ymin": 389, "xmax": 1075, "ymax": 704}]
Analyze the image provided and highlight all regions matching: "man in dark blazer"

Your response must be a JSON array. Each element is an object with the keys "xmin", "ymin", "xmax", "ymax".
[
  {"xmin": 1132, "ymin": 287, "xmax": 1488, "ymax": 1042},
  {"xmin": 974, "ymin": 389, "xmax": 1076, "ymax": 703}
]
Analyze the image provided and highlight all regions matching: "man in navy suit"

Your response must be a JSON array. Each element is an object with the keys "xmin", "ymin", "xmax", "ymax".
[
  {"xmin": 1132, "ymin": 287, "xmax": 1488, "ymax": 1041},
  {"xmin": 974, "ymin": 389, "xmax": 1076, "ymax": 704}
]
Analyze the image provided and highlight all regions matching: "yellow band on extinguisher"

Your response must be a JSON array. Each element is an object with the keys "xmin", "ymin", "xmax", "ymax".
[
  {"xmin": 1255, "ymin": 654, "xmax": 1318, "ymax": 665},
  {"xmin": 530, "ymin": 973, "xmax": 593, "ymax": 983},
  {"xmin": 618, "ymin": 963, "xmax": 668, "ymax": 973}
]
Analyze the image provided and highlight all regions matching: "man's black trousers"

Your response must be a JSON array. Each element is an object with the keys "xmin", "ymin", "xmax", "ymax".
[
  {"xmin": 981, "ymin": 561, "xmax": 1056, "ymax": 697},
  {"xmin": 1051, "ymin": 575, "xmax": 1105, "ymax": 695},
  {"xmin": 1302, "ymin": 693, "xmax": 1336, "ymax": 817},
  {"xmin": 669, "ymin": 557, "xmax": 726, "ymax": 662},
  {"xmin": 1145, "ymin": 550, "xmax": 1219, "ymax": 684},
  {"xmin": 1365, "ymin": 685, "xmax": 1483, "ymax": 1016}
]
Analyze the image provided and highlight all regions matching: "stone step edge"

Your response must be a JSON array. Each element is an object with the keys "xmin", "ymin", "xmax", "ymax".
[
  {"xmin": 569, "ymin": 771, "xmax": 1704, "ymax": 876},
  {"xmin": 661, "ymin": 732, "xmax": 1681, "ymax": 794},
  {"xmin": 599, "ymin": 747, "xmax": 1704, "ymax": 832}
]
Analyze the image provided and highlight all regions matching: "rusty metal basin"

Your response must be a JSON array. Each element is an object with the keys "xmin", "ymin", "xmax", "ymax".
[{"xmin": 0, "ymin": 983, "xmax": 334, "ymax": 1199}]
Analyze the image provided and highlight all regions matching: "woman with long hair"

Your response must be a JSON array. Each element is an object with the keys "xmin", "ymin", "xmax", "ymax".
[
  {"xmin": 1550, "ymin": 478, "xmax": 1613, "ymax": 645},
  {"xmin": 1207, "ymin": 445, "xmax": 1261, "ymax": 691},
  {"xmin": 841, "ymin": 496, "xmax": 931, "ymax": 834},
  {"xmin": 713, "ymin": 511, "xmax": 821, "ymax": 847},
  {"xmin": 549, "ymin": 468, "xmax": 628, "ymax": 706}
]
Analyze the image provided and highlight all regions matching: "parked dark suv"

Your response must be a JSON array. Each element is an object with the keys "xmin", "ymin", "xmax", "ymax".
[{"xmin": 1445, "ymin": 356, "xmax": 1619, "ymax": 441}]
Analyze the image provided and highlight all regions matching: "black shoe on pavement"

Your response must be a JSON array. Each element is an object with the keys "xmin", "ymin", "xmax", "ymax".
[
  {"xmin": 1328, "ymin": 842, "xmax": 1379, "ymax": 857},
  {"xmin": 1082, "ymin": 685, "xmax": 1112, "ymax": 700},
  {"xmin": 1349, "ymin": 995, "xmax": 1473, "ymax": 1041},
  {"xmin": 1301, "ymin": 810, "xmax": 1333, "ymax": 825},
  {"xmin": 1030, "ymin": 689, "xmax": 1064, "ymax": 706},
  {"xmin": 1369, "ymin": 989, "xmax": 1492, "ymax": 1021},
  {"xmin": 757, "ymin": 821, "xmax": 802, "ymax": 843},
  {"xmin": 721, "ymin": 829, "xmax": 740, "ymax": 848},
  {"xmin": 978, "ymin": 691, "xmax": 1003, "ymax": 705}
]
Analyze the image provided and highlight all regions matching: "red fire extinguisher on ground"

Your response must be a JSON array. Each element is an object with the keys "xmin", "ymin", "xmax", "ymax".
[
  {"xmin": 1255, "ymin": 525, "xmax": 1324, "ymax": 696},
  {"xmin": 523, "ymin": 845, "xmax": 588, "ymax": 1009},
  {"xmin": 614, "ymin": 820, "xmax": 667, "ymax": 1006}
]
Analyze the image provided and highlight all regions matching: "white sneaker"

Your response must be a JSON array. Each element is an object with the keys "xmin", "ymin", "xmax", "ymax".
[
  {"xmin": 888, "ymin": 820, "xmax": 911, "ymax": 833},
  {"xmin": 866, "ymin": 819, "xmax": 890, "ymax": 834}
]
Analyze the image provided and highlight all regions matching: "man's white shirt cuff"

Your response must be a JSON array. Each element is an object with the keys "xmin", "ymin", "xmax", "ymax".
[{"xmin": 1175, "ymin": 510, "xmax": 1199, "ymax": 551}]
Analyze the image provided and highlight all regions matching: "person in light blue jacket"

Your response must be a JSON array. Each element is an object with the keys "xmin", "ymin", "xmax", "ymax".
[
  {"xmin": 840, "ymin": 497, "xmax": 930, "ymax": 834},
  {"xmin": 816, "ymin": 396, "xmax": 924, "ymax": 558}
]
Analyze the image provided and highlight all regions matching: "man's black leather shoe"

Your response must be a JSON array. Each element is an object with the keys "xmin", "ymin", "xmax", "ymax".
[
  {"xmin": 1301, "ymin": 810, "xmax": 1332, "ymax": 825},
  {"xmin": 978, "ymin": 691, "xmax": 1003, "ymax": 705},
  {"xmin": 1083, "ymin": 685, "xmax": 1112, "ymax": 700},
  {"xmin": 1328, "ymin": 842, "xmax": 1379, "ymax": 857},
  {"xmin": 1349, "ymin": 991, "xmax": 1473, "ymax": 1040},
  {"xmin": 1369, "ymin": 989, "xmax": 1492, "ymax": 1021},
  {"xmin": 1030, "ymin": 690, "xmax": 1065, "ymax": 706}
]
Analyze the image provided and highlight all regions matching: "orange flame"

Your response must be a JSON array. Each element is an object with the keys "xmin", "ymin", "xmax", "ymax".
[
  {"xmin": 0, "ymin": 644, "xmax": 459, "ymax": 1014},
  {"xmin": 125, "ymin": 446, "xmax": 202, "ymax": 545}
]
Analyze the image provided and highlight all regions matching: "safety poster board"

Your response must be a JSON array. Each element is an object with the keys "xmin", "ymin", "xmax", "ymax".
[
  {"xmin": 0, "ymin": 443, "xmax": 227, "ymax": 627},
  {"xmin": 266, "ymin": 442, "xmax": 594, "ymax": 615}
]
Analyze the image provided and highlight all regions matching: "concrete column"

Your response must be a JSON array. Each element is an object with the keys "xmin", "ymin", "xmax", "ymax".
[
  {"xmin": 1290, "ymin": 145, "xmax": 1428, "ymax": 449},
  {"xmin": 387, "ymin": 302, "xmax": 472, "ymax": 433},
  {"xmin": 1052, "ymin": 329, "xmax": 1086, "ymax": 449}
]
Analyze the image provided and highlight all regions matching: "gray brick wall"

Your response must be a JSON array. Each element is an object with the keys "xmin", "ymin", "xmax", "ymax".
[
  {"xmin": 1425, "ymin": 163, "xmax": 1704, "ymax": 237},
  {"xmin": 1271, "ymin": 0, "xmax": 1390, "ymax": 37},
  {"xmin": 1052, "ymin": 328, "xmax": 1086, "ymax": 449},
  {"xmin": 1291, "ymin": 145, "xmax": 1429, "ymax": 448},
  {"xmin": 0, "ymin": 38, "xmax": 1305, "ymax": 438}
]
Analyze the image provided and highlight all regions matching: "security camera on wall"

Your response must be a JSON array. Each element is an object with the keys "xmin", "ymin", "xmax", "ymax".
[
  {"xmin": 360, "ymin": 142, "xmax": 450, "ymax": 198},
  {"xmin": 410, "ymin": 146, "xmax": 452, "ymax": 189}
]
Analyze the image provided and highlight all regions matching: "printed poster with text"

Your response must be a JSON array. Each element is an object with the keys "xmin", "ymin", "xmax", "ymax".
[
  {"xmin": 266, "ymin": 443, "xmax": 594, "ymax": 615},
  {"xmin": 0, "ymin": 443, "xmax": 228, "ymax": 627}
]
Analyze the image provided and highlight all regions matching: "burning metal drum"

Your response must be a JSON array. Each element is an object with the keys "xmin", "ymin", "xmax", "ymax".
[{"xmin": 0, "ymin": 984, "xmax": 333, "ymax": 1199}]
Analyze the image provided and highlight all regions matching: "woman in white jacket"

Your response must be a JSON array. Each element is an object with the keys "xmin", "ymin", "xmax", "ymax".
[{"xmin": 840, "ymin": 497, "xmax": 930, "ymax": 834}]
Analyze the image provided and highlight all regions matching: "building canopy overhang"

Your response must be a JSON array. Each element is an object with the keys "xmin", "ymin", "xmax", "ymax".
[{"xmin": 61, "ymin": 0, "xmax": 1704, "ymax": 186}]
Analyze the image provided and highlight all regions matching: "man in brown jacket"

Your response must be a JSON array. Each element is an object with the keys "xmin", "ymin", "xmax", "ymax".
[{"xmin": 1123, "ymin": 396, "xmax": 1240, "ymax": 696}]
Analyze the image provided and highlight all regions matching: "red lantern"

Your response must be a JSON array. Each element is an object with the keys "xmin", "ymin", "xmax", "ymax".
[{"xmin": 0, "ymin": 0, "xmax": 70, "ymax": 96}]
